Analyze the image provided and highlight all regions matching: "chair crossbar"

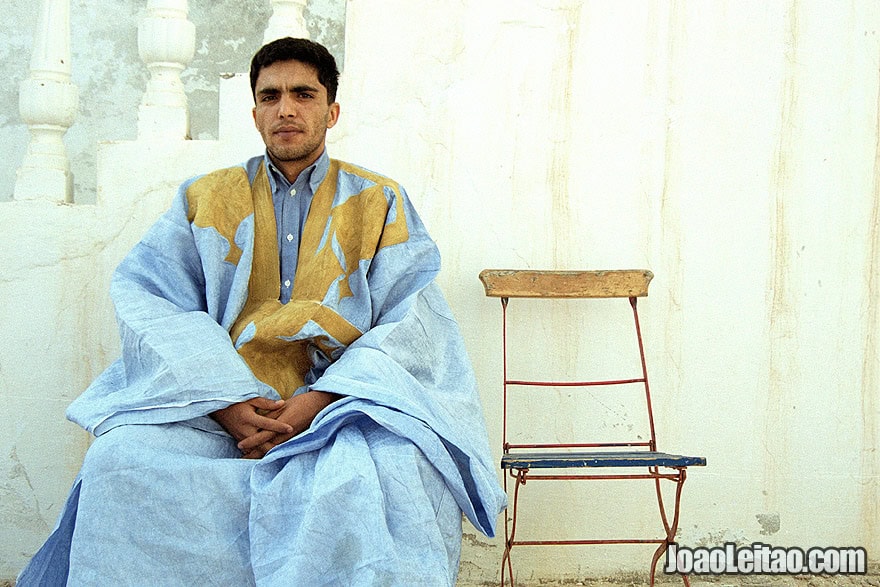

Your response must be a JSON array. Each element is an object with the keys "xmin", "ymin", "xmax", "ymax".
[
  {"xmin": 501, "ymin": 451, "xmax": 706, "ymax": 470},
  {"xmin": 513, "ymin": 539, "xmax": 666, "ymax": 546},
  {"xmin": 506, "ymin": 378, "xmax": 645, "ymax": 387},
  {"xmin": 507, "ymin": 442, "xmax": 653, "ymax": 450},
  {"xmin": 514, "ymin": 473, "xmax": 685, "ymax": 482}
]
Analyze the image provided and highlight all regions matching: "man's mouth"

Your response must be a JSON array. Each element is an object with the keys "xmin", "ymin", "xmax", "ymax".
[{"xmin": 274, "ymin": 126, "xmax": 303, "ymax": 136}]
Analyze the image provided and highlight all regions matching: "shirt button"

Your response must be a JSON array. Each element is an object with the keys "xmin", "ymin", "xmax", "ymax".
[
  {"xmin": 289, "ymin": 188, "xmax": 296, "ymax": 197},
  {"xmin": 286, "ymin": 233, "xmax": 294, "ymax": 242},
  {"xmin": 284, "ymin": 279, "xmax": 291, "ymax": 288}
]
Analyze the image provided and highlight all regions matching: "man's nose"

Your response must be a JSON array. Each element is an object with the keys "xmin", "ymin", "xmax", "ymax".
[{"xmin": 277, "ymin": 94, "xmax": 297, "ymax": 117}]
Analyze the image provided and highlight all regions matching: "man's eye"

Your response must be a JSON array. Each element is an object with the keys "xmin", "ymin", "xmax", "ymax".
[
  {"xmin": 261, "ymin": 95, "xmax": 277, "ymax": 102},
  {"xmin": 299, "ymin": 93, "xmax": 314, "ymax": 100}
]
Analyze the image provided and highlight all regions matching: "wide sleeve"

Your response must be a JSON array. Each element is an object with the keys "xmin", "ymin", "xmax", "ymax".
[{"xmin": 66, "ymin": 179, "xmax": 277, "ymax": 436}]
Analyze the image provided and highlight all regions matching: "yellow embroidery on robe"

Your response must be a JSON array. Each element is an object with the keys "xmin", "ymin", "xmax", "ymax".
[
  {"xmin": 189, "ymin": 160, "xmax": 411, "ymax": 399},
  {"xmin": 185, "ymin": 167, "xmax": 254, "ymax": 266},
  {"xmin": 295, "ymin": 161, "xmax": 409, "ymax": 303}
]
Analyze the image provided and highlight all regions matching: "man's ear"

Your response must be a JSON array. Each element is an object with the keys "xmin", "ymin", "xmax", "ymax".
[
  {"xmin": 252, "ymin": 107, "xmax": 257, "ymax": 124},
  {"xmin": 327, "ymin": 102, "xmax": 340, "ymax": 129}
]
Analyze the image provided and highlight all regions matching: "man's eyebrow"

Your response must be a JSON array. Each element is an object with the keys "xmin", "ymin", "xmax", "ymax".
[{"xmin": 257, "ymin": 84, "xmax": 320, "ymax": 95}]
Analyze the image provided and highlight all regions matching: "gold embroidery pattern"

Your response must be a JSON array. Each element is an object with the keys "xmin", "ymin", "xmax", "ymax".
[{"xmin": 187, "ymin": 160, "xmax": 411, "ymax": 399}]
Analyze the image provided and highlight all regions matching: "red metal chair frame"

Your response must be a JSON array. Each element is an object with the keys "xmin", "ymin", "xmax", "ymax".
[{"xmin": 479, "ymin": 269, "xmax": 706, "ymax": 587}]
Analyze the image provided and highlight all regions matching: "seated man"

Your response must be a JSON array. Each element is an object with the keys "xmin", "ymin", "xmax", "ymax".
[{"xmin": 19, "ymin": 37, "xmax": 505, "ymax": 586}]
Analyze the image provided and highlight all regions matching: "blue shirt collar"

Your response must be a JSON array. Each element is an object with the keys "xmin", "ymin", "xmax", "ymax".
[{"xmin": 263, "ymin": 149, "xmax": 330, "ymax": 195}]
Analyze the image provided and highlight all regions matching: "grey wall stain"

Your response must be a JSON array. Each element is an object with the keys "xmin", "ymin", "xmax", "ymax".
[
  {"xmin": 0, "ymin": 447, "xmax": 51, "ymax": 576},
  {"xmin": 755, "ymin": 512, "xmax": 780, "ymax": 536},
  {"xmin": 462, "ymin": 532, "xmax": 496, "ymax": 549},
  {"xmin": 0, "ymin": 1, "xmax": 39, "ymax": 202},
  {"xmin": 0, "ymin": 0, "xmax": 346, "ymax": 204}
]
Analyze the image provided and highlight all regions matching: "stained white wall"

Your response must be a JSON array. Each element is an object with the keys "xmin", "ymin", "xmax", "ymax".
[
  {"xmin": 1, "ymin": 0, "xmax": 878, "ymax": 584},
  {"xmin": 332, "ymin": 2, "xmax": 880, "ymax": 581}
]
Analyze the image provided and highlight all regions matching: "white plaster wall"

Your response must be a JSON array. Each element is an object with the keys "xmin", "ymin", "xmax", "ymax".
[
  {"xmin": 331, "ymin": 0, "xmax": 879, "ymax": 566},
  {"xmin": 1, "ymin": 0, "xmax": 879, "ymax": 583},
  {"xmin": 332, "ymin": 2, "xmax": 880, "ymax": 580}
]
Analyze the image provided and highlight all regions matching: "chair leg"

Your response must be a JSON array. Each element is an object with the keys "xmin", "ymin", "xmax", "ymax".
[
  {"xmin": 649, "ymin": 467, "xmax": 689, "ymax": 586},
  {"xmin": 500, "ymin": 469, "xmax": 527, "ymax": 587}
]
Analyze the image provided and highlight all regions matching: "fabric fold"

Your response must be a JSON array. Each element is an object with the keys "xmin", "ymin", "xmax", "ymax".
[{"xmin": 22, "ymin": 155, "xmax": 505, "ymax": 586}]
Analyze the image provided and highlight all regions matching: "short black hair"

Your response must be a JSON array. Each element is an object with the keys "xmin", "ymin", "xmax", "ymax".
[{"xmin": 249, "ymin": 37, "xmax": 340, "ymax": 103}]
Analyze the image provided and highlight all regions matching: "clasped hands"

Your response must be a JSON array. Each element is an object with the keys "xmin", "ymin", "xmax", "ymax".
[{"xmin": 211, "ymin": 391, "xmax": 340, "ymax": 459}]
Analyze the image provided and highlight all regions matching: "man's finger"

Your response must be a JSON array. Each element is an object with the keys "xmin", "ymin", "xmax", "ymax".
[
  {"xmin": 238, "ymin": 429, "xmax": 276, "ymax": 451},
  {"xmin": 249, "ymin": 414, "xmax": 294, "ymax": 435},
  {"xmin": 247, "ymin": 397, "xmax": 286, "ymax": 411},
  {"xmin": 258, "ymin": 433, "xmax": 294, "ymax": 454}
]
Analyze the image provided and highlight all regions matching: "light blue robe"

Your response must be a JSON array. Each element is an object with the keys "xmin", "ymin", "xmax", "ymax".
[{"xmin": 18, "ymin": 156, "xmax": 506, "ymax": 586}]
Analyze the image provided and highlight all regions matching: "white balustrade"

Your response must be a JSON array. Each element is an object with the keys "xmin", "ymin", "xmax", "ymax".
[
  {"xmin": 14, "ymin": 0, "xmax": 79, "ymax": 203},
  {"xmin": 137, "ymin": 0, "xmax": 195, "ymax": 139},
  {"xmin": 264, "ymin": 0, "xmax": 309, "ymax": 44},
  {"xmin": 12, "ymin": 0, "xmax": 312, "ymax": 203}
]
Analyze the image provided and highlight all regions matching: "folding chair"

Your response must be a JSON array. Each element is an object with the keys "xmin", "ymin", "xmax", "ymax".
[{"xmin": 479, "ymin": 269, "xmax": 706, "ymax": 587}]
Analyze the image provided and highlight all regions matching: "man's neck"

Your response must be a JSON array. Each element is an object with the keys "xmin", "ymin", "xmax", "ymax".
[
  {"xmin": 269, "ymin": 151, "xmax": 322, "ymax": 184},
  {"xmin": 265, "ymin": 149, "xmax": 330, "ymax": 193}
]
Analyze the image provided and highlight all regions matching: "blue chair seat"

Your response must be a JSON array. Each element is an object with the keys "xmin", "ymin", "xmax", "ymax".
[{"xmin": 502, "ymin": 450, "xmax": 706, "ymax": 470}]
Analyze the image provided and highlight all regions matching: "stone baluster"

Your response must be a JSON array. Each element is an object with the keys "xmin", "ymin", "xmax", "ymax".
[
  {"xmin": 264, "ymin": 0, "xmax": 309, "ymax": 44},
  {"xmin": 137, "ymin": 0, "xmax": 195, "ymax": 139},
  {"xmin": 14, "ymin": 0, "xmax": 79, "ymax": 203}
]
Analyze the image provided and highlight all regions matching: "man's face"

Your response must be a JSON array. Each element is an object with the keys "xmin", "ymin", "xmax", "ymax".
[{"xmin": 252, "ymin": 59, "xmax": 340, "ymax": 179}]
